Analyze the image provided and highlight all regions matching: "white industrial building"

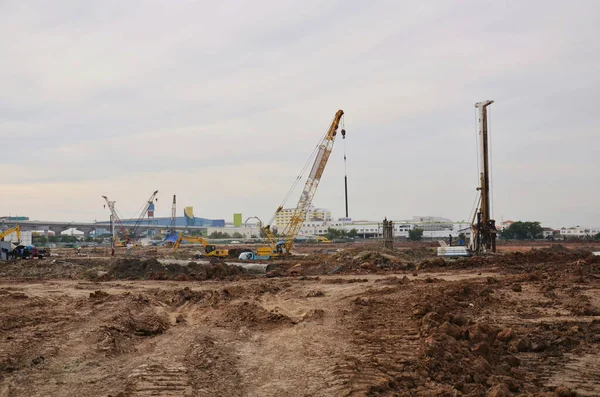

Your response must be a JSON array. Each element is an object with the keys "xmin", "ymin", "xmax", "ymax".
[
  {"xmin": 295, "ymin": 214, "xmax": 470, "ymax": 239},
  {"xmin": 205, "ymin": 225, "xmax": 262, "ymax": 239},
  {"xmin": 274, "ymin": 206, "xmax": 332, "ymax": 228},
  {"xmin": 559, "ymin": 226, "xmax": 600, "ymax": 238}
]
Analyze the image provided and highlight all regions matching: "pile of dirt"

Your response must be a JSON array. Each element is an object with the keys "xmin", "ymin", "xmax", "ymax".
[
  {"xmin": 501, "ymin": 246, "xmax": 592, "ymax": 266},
  {"xmin": 217, "ymin": 301, "xmax": 294, "ymax": 329},
  {"xmin": 105, "ymin": 258, "xmax": 246, "ymax": 281},
  {"xmin": 399, "ymin": 247, "xmax": 437, "ymax": 260},
  {"xmin": 410, "ymin": 280, "xmax": 589, "ymax": 395},
  {"xmin": 0, "ymin": 259, "xmax": 107, "ymax": 279},
  {"xmin": 327, "ymin": 249, "xmax": 412, "ymax": 274},
  {"xmin": 96, "ymin": 305, "xmax": 169, "ymax": 355}
]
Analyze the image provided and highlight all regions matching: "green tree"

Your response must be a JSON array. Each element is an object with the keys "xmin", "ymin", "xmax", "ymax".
[
  {"xmin": 500, "ymin": 221, "xmax": 543, "ymax": 240},
  {"xmin": 48, "ymin": 236, "xmax": 59, "ymax": 243},
  {"xmin": 85, "ymin": 236, "xmax": 93, "ymax": 242},
  {"xmin": 325, "ymin": 228, "xmax": 349, "ymax": 241},
  {"xmin": 408, "ymin": 228, "xmax": 424, "ymax": 241},
  {"xmin": 595, "ymin": 232, "xmax": 600, "ymax": 241},
  {"xmin": 347, "ymin": 228, "xmax": 358, "ymax": 238},
  {"xmin": 232, "ymin": 232, "xmax": 244, "ymax": 239},
  {"xmin": 34, "ymin": 235, "xmax": 48, "ymax": 244},
  {"xmin": 209, "ymin": 231, "xmax": 231, "ymax": 239}
]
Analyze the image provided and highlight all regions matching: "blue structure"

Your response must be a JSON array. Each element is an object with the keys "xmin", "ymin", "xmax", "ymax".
[{"xmin": 96, "ymin": 216, "xmax": 224, "ymax": 228}]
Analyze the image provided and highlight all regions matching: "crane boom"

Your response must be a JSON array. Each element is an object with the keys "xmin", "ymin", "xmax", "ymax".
[
  {"xmin": 277, "ymin": 109, "xmax": 344, "ymax": 254},
  {"xmin": 102, "ymin": 195, "xmax": 129, "ymax": 243},
  {"xmin": 130, "ymin": 190, "xmax": 159, "ymax": 237}
]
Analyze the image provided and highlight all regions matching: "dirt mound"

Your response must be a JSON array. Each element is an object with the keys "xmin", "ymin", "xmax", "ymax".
[
  {"xmin": 399, "ymin": 247, "xmax": 437, "ymax": 260},
  {"xmin": 217, "ymin": 301, "xmax": 294, "ymax": 329},
  {"xmin": 106, "ymin": 258, "xmax": 164, "ymax": 279},
  {"xmin": 106, "ymin": 258, "xmax": 246, "ymax": 280},
  {"xmin": 327, "ymin": 249, "xmax": 411, "ymax": 274},
  {"xmin": 0, "ymin": 259, "xmax": 107, "ymax": 279},
  {"xmin": 97, "ymin": 306, "xmax": 169, "ymax": 355}
]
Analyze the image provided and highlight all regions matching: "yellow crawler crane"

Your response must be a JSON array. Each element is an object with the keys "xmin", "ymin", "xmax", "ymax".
[
  {"xmin": 261, "ymin": 109, "xmax": 345, "ymax": 257},
  {"xmin": 173, "ymin": 233, "xmax": 229, "ymax": 258}
]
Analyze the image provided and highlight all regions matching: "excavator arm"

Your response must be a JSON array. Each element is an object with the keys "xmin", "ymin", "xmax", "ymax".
[
  {"xmin": 0, "ymin": 225, "xmax": 21, "ymax": 243},
  {"xmin": 173, "ymin": 234, "xmax": 229, "ymax": 257}
]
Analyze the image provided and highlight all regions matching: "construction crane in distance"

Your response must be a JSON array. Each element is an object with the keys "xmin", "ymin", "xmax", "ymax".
[
  {"xmin": 130, "ymin": 190, "xmax": 159, "ymax": 238},
  {"xmin": 261, "ymin": 109, "xmax": 345, "ymax": 256},
  {"xmin": 102, "ymin": 195, "xmax": 129, "ymax": 246}
]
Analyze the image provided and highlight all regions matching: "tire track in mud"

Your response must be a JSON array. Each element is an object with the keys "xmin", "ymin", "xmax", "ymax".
[
  {"xmin": 481, "ymin": 282, "xmax": 600, "ymax": 397},
  {"xmin": 546, "ymin": 353, "xmax": 600, "ymax": 396},
  {"xmin": 128, "ymin": 363, "xmax": 193, "ymax": 397},
  {"xmin": 324, "ymin": 286, "xmax": 425, "ymax": 396}
]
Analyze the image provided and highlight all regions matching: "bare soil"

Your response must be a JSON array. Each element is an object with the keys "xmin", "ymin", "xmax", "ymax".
[{"xmin": 1, "ymin": 242, "xmax": 599, "ymax": 396}]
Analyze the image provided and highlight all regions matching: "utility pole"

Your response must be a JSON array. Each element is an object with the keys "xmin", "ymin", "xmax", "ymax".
[
  {"xmin": 471, "ymin": 100, "xmax": 497, "ymax": 253},
  {"xmin": 170, "ymin": 195, "xmax": 177, "ymax": 236}
]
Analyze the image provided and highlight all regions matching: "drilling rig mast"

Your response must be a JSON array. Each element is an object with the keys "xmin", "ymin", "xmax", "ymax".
[
  {"xmin": 470, "ymin": 100, "xmax": 497, "ymax": 254},
  {"xmin": 170, "ymin": 195, "xmax": 177, "ymax": 236}
]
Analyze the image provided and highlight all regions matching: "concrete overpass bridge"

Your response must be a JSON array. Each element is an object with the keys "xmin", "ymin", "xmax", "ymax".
[{"xmin": 0, "ymin": 219, "xmax": 205, "ymax": 236}]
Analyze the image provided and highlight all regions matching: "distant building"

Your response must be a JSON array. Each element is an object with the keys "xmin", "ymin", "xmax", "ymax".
[
  {"xmin": 559, "ymin": 226, "xmax": 600, "ymax": 238},
  {"xmin": 542, "ymin": 228, "xmax": 560, "ymax": 239},
  {"xmin": 0, "ymin": 216, "xmax": 29, "ymax": 221},
  {"xmin": 274, "ymin": 206, "xmax": 332, "ymax": 228},
  {"xmin": 61, "ymin": 228, "xmax": 84, "ymax": 237},
  {"xmin": 297, "ymin": 216, "xmax": 470, "ymax": 239},
  {"xmin": 96, "ymin": 216, "xmax": 225, "ymax": 229}
]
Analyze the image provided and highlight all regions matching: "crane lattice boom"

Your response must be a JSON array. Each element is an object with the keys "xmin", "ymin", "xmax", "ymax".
[{"xmin": 278, "ymin": 109, "xmax": 344, "ymax": 253}]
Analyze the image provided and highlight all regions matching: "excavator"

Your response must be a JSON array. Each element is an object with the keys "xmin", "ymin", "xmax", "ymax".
[
  {"xmin": 246, "ymin": 109, "xmax": 345, "ymax": 260},
  {"xmin": 173, "ymin": 233, "xmax": 229, "ymax": 258},
  {"xmin": 0, "ymin": 225, "xmax": 21, "ymax": 243}
]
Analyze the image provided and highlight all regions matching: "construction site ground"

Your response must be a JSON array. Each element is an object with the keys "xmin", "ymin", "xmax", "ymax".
[{"xmin": 1, "ymin": 242, "xmax": 600, "ymax": 396}]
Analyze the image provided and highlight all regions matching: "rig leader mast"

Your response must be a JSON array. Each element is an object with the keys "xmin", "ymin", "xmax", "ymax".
[{"xmin": 470, "ymin": 100, "xmax": 497, "ymax": 254}]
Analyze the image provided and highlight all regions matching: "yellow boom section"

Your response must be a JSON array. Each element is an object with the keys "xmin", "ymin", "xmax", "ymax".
[
  {"xmin": 0, "ymin": 225, "xmax": 21, "ymax": 243},
  {"xmin": 173, "ymin": 233, "xmax": 228, "ymax": 257},
  {"xmin": 279, "ymin": 109, "xmax": 344, "ymax": 254}
]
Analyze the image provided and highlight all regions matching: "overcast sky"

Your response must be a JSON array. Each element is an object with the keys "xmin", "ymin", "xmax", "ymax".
[{"xmin": 1, "ymin": 0, "xmax": 599, "ymax": 227}]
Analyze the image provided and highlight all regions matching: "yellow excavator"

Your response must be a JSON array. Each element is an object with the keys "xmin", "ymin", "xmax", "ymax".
[
  {"xmin": 173, "ymin": 233, "xmax": 229, "ymax": 258},
  {"xmin": 0, "ymin": 225, "xmax": 21, "ymax": 243},
  {"xmin": 256, "ymin": 109, "xmax": 345, "ymax": 258}
]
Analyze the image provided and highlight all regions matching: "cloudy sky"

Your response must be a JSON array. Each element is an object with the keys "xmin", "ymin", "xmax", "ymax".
[{"xmin": 1, "ymin": 0, "xmax": 599, "ymax": 228}]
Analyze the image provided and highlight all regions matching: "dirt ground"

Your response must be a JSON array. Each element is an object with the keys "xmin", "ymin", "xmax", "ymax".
[{"xmin": 1, "ymin": 242, "xmax": 600, "ymax": 396}]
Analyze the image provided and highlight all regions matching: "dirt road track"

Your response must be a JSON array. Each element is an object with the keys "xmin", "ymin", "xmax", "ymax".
[{"xmin": 1, "ymin": 265, "xmax": 599, "ymax": 396}]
